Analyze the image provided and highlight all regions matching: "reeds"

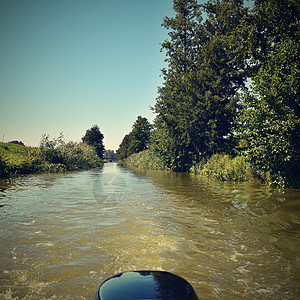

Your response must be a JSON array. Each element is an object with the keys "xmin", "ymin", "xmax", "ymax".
[{"xmin": 190, "ymin": 153, "xmax": 251, "ymax": 181}]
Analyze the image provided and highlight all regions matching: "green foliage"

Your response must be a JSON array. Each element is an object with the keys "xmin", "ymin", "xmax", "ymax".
[
  {"xmin": 82, "ymin": 125, "xmax": 105, "ymax": 159},
  {"xmin": 58, "ymin": 142, "xmax": 102, "ymax": 171},
  {"xmin": 130, "ymin": 116, "xmax": 152, "ymax": 153},
  {"xmin": 153, "ymin": 0, "xmax": 248, "ymax": 171},
  {"xmin": 0, "ymin": 156, "xmax": 9, "ymax": 177},
  {"xmin": 191, "ymin": 153, "xmax": 251, "ymax": 181},
  {"xmin": 9, "ymin": 140, "xmax": 25, "ymax": 146},
  {"xmin": 235, "ymin": 0, "xmax": 300, "ymax": 187},
  {"xmin": 39, "ymin": 132, "xmax": 65, "ymax": 149},
  {"xmin": 240, "ymin": 0, "xmax": 299, "ymax": 73},
  {"xmin": 103, "ymin": 150, "xmax": 116, "ymax": 162},
  {"xmin": 0, "ymin": 140, "xmax": 102, "ymax": 178},
  {"xmin": 124, "ymin": 150, "xmax": 169, "ymax": 171},
  {"xmin": 117, "ymin": 116, "xmax": 152, "ymax": 161},
  {"xmin": 149, "ymin": 0, "xmax": 299, "ymax": 187},
  {"xmin": 39, "ymin": 134, "xmax": 103, "ymax": 172},
  {"xmin": 0, "ymin": 142, "xmax": 44, "ymax": 176},
  {"xmin": 117, "ymin": 134, "xmax": 131, "ymax": 161}
]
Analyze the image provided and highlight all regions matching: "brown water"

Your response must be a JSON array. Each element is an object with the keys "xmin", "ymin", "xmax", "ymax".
[{"xmin": 0, "ymin": 163, "xmax": 299, "ymax": 299}]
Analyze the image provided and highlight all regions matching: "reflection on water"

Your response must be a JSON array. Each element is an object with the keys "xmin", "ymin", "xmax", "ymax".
[
  {"xmin": 96, "ymin": 271, "xmax": 198, "ymax": 300},
  {"xmin": 0, "ymin": 163, "xmax": 299, "ymax": 299}
]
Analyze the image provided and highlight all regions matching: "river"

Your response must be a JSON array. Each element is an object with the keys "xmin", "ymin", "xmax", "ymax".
[{"xmin": 0, "ymin": 163, "xmax": 299, "ymax": 299}]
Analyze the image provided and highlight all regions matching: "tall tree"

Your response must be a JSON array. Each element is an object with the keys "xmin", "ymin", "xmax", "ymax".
[
  {"xmin": 195, "ymin": 0, "xmax": 248, "ymax": 152},
  {"xmin": 82, "ymin": 125, "xmax": 105, "ymax": 159},
  {"xmin": 154, "ymin": 0, "xmax": 247, "ymax": 171},
  {"xmin": 154, "ymin": 0, "xmax": 203, "ymax": 171},
  {"xmin": 236, "ymin": 0, "xmax": 300, "ymax": 187},
  {"xmin": 116, "ymin": 116, "xmax": 152, "ymax": 160},
  {"xmin": 116, "ymin": 134, "xmax": 131, "ymax": 161},
  {"xmin": 129, "ymin": 116, "xmax": 152, "ymax": 154}
]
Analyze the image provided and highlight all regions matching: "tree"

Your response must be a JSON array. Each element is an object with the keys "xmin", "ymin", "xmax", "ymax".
[
  {"xmin": 9, "ymin": 140, "xmax": 25, "ymax": 146},
  {"xmin": 154, "ymin": 0, "xmax": 202, "ymax": 171},
  {"xmin": 104, "ymin": 150, "xmax": 116, "ymax": 162},
  {"xmin": 236, "ymin": 0, "xmax": 300, "ymax": 187},
  {"xmin": 129, "ymin": 116, "xmax": 152, "ymax": 154},
  {"xmin": 116, "ymin": 116, "xmax": 152, "ymax": 160},
  {"xmin": 116, "ymin": 134, "xmax": 131, "ymax": 161},
  {"xmin": 154, "ymin": 0, "xmax": 248, "ymax": 171},
  {"xmin": 82, "ymin": 125, "xmax": 105, "ymax": 159}
]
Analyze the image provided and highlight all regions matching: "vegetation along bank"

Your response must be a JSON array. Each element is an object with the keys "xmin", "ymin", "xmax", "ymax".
[
  {"xmin": 117, "ymin": 0, "xmax": 299, "ymax": 188},
  {"xmin": 0, "ymin": 125, "xmax": 105, "ymax": 178}
]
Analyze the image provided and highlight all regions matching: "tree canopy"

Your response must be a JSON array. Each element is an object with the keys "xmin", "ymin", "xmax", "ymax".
[
  {"xmin": 154, "ymin": 0, "xmax": 248, "ymax": 171},
  {"xmin": 235, "ymin": 0, "xmax": 300, "ymax": 187},
  {"xmin": 82, "ymin": 125, "xmax": 105, "ymax": 159},
  {"xmin": 117, "ymin": 116, "xmax": 152, "ymax": 161},
  {"xmin": 117, "ymin": 0, "xmax": 299, "ymax": 187}
]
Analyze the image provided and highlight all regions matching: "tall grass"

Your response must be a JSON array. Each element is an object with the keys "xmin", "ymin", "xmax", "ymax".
[
  {"xmin": 123, "ymin": 150, "xmax": 252, "ymax": 182},
  {"xmin": 0, "ymin": 142, "xmax": 102, "ymax": 177},
  {"xmin": 190, "ymin": 153, "xmax": 251, "ymax": 181},
  {"xmin": 124, "ymin": 149, "xmax": 168, "ymax": 171},
  {"xmin": 56, "ymin": 142, "xmax": 102, "ymax": 171},
  {"xmin": 0, "ymin": 142, "xmax": 44, "ymax": 176}
]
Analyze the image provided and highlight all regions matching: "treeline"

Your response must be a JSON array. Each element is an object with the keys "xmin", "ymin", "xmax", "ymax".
[
  {"xmin": 117, "ymin": 0, "xmax": 299, "ymax": 188},
  {"xmin": 116, "ymin": 116, "xmax": 152, "ymax": 160},
  {"xmin": 0, "ymin": 125, "xmax": 105, "ymax": 177}
]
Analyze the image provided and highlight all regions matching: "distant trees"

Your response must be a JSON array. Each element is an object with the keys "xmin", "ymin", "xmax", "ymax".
[
  {"xmin": 130, "ymin": 116, "xmax": 152, "ymax": 154},
  {"xmin": 116, "ymin": 116, "xmax": 152, "ymax": 160},
  {"xmin": 117, "ymin": 134, "xmax": 131, "ymax": 161},
  {"xmin": 104, "ymin": 150, "xmax": 116, "ymax": 162},
  {"xmin": 82, "ymin": 125, "xmax": 105, "ymax": 159},
  {"xmin": 9, "ymin": 140, "xmax": 25, "ymax": 146}
]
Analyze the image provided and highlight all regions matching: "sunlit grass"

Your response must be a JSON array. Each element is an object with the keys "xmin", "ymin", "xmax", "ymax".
[
  {"xmin": 124, "ymin": 149, "xmax": 168, "ymax": 171},
  {"xmin": 190, "ymin": 153, "xmax": 252, "ymax": 182},
  {"xmin": 0, "ymin": 142, "xmax": 102, "ymax": 177}
]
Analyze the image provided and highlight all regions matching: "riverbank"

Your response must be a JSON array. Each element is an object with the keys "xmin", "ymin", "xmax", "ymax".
[
  {"xmin": 123, "ymin": 150, "xmax": 252, "ymax": 182},
  {"xmin": 0, "ymin": 142, "xmax": 103, "ymax": 178},
  {"xmin": 122, "ymin": 150, "xmax": 169, "ymax": 171}
]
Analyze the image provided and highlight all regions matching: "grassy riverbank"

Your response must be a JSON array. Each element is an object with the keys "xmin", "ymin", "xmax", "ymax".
[
  {"xmin": 123, "ymin": 150, "xmax": 252, "ymax": 182},
  {"xmin": 0, "ymin": 142, "xmax": 103, "ymax": 177},
  {"xmin": 122, "ymin": 149, "xmax": 169, "ymax": 171},
  {"xmin": 190, "ymin": 154, "xmax": 251, "ymax": 182}
]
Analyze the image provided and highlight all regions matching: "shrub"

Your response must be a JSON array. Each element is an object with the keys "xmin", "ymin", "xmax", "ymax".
[
  {"xmin": 0, "ymin": 156, "xmax": 9, "ymax": 177},
  {"xmin": 0, "ymin": 143, "xmax": 44, "ymax": 176},
  {"xmin": 0, "ymin": 141, "xmax": 103, "ymax": 178},
  {"xmin": 59, "ymin": 142, "xmax": 102, "ymax": 170},
  {"xmin": 191, "ymin": 154, "xmax": 251, "ymax": 182},
  {"xmin": 124, "ymin": 150, "xmax": 168, "ymax": 171}
]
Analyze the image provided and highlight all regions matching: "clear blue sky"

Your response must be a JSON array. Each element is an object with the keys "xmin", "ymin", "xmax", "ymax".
[{"xmin": 0, "ymin": 0, "xmax": 176, "ymax": 150}]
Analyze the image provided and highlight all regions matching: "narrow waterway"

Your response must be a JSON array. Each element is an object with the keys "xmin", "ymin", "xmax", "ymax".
[{"xmin": 0, "ymin": 163, "xmax": 299, "ymax": 299}]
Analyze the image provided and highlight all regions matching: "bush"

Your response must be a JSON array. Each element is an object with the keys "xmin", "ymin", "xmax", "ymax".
[
  {"xmin": 190, "ymin": 154, "xmax": 251, "ymax": 182},
  {"xmin": 0, "ymin": 143, "xmax": 44, "ymax": 176},
  {"xmin": 124, "ymin": 149, "xmax": 168, "ymax": 171},
  {"xmin": 59, "ymin": 142, "xmax": 102, "ymax": 170},
  {"xmin": 0, "ymin": 141, "xmax": 103, "ymax": 178},
  {"xmin": 0, "ymin": 156, "xmax": 9, "ymax": 177},
  {"xmin": 39, "ymin": 133, "xmax": 103, "ymax": 172}
]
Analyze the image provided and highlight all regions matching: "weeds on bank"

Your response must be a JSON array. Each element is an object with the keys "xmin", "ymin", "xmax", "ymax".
[
  {"xmin": 190, "ymin": 153, "xmax": 251, "ymax": 182},
  {"xmin": 0, "ymin": 142, "xmax": 102, "ymax": 178},
  {"xmin": 124, "ymin": 150, "xmax": 251, "ymax": 182},
  {"xmin": 124, "ymin": 150, "xmax": 168, "ymax": 171}
]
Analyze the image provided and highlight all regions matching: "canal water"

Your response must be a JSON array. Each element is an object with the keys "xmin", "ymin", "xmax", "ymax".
[{"xmin": 0, "ymin": 163, "xmax": 299, "ymax": 299}]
